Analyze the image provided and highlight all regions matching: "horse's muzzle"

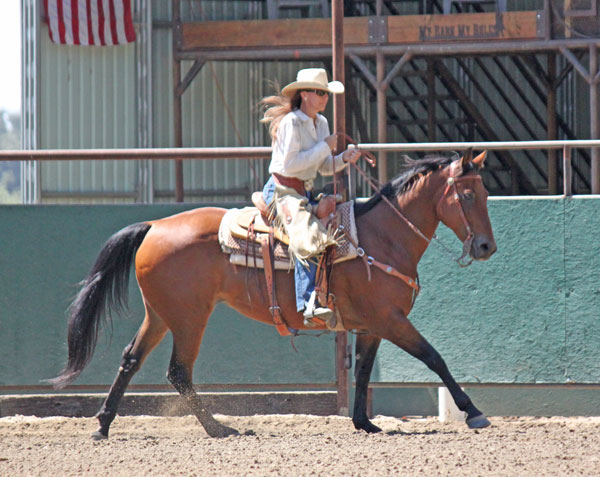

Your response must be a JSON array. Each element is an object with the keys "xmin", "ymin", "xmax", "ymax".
[{"xmin": 470, "ymin": 236, "xmax": 497, "ymax": 261}]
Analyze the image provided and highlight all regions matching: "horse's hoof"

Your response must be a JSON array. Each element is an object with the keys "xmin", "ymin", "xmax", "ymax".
[
  {"xmin": 207, "ymin": 425, "xmax": 240, "ymax": 438},
  {"xmin": 91, "ymin": 430, "xmax": 108, "ymax": 441},
  {"xmin": 354, "ymin": 420, "xmax": 382, "ymax": 434},
  {"xmin": 466, "ymin": 414, "xmax": 491, "ymax": 429}
]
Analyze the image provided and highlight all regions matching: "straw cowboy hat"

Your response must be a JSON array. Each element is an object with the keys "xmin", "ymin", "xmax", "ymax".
[{"xmin": 281, "ymin": 68, "xmax": 345, "ymax": 98}]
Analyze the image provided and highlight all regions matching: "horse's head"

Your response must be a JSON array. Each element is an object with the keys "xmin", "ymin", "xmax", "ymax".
[{"xmin": 436, "ymin": 149, "xmax": 497, "ymax": 262}]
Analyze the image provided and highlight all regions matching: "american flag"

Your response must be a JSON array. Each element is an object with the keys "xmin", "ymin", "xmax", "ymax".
[{"xmin": 43, "ymin": 0, "xmax": 136, "ymax": 46}]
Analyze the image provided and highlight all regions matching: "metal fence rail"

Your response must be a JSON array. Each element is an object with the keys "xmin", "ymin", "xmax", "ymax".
[
  {"xmin": 1, "ymin": 140, "xmax": 599, "ymax": 198},
  {"xmin": 349, "ymin": 140, "xmax": 600, "ymax": 196}
]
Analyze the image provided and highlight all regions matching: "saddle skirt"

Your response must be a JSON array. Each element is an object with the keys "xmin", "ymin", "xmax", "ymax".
[{"xmin": 218, "ymin": 200, "xmax": 360, "ymax": 270}]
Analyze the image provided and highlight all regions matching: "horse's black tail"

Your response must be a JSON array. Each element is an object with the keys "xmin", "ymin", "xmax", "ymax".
[{"xmin": 49, "ymin": 222, "xmax": 152, "ymax": 389}]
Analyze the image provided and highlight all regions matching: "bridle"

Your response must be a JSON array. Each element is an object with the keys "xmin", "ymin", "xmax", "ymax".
[
  {"xmin": 337, "ymin": 136, "xmax": 481, "ymax": 268},
  {"xmin": 434, "ymin": 162, "xmax": 484, "ymax": 268}
]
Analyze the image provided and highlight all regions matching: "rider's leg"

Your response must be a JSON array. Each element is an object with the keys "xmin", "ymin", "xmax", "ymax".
[
  {"xmin": 295, "ymin": 260, "xmax": 316, "ymax": 312},
  {"xmin": 295, "ymin": 259, "xmax": 333, "ymax": 323}
]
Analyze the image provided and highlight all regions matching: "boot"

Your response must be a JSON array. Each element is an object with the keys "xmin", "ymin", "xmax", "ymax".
[{"xmin": 303, "ymin": 290, "xmax": 334, "ymax": 327}]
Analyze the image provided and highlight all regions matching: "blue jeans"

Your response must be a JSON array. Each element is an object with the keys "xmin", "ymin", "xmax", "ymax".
[{"xmin": 263, "ymin": 177, "xmax": 316, "ymax": 312}]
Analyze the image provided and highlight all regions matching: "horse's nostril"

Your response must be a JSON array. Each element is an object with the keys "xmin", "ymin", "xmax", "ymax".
[{"xmin": 480, "ymin": 243, "xmax": 489, "ymax": 252}]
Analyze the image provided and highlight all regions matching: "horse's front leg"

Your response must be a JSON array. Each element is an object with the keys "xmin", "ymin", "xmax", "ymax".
[
  {"xmin": 353, "ymin": 334, "xmax": 382, "ymax": 433},
  {"xmin": 374, "ymin": 311, "xmax": 490, "ymax": 429}
]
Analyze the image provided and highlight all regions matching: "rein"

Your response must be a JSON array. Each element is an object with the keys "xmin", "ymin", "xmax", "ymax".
[{"xmin": 340, "ymin": 136, "xmax": 479, "ymax": 268}]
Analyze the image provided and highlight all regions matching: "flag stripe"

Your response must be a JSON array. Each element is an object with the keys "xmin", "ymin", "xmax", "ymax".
[
  {"xmin": 77, "ymin": 0, "xmax": 89, "ymax": 45},
  {"xmin": 108, "ymin": 0, "xmax": 118, "ymax": 45},
  {"xmin": 85, "ymin": 0, "xmax": 94, "ymax": 45},
  {"xmin": 123, "ymin": 0, "xmax": 135, "ymax": 42},
  {"xmin": 113, "ymin": 0, "xmax": 127, "ymax": 45},
  {"xmin": 63, "ymin": 0, "xmax": 74, "ymax": 45},
  {"xmin": 44, "ymin": 0, "xmax": 56, "ymax": 43},
  {"xmin": 90, "ymin": 0, "xmax": 100, "ymax": 45},
  {"xmin": 56, "ymin": 0, "xmax": 67, "ymax": 44},
  {"xmin": 98, "ymin": 0, "xmax": 107, "ymax": 45},
  {"xmin": 70, "ymin": 0, "xmax": 80, "ymax": 45},
  {"xmin": 43, "ymin": 0, "xmax": 135, "ymax": 46}
]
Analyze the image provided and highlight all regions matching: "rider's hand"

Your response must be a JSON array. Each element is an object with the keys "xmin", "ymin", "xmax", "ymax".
[
  {"xmin": 342, "ymin": 148, "xmax": 360, "ymax": 164},
  {"xmin": 324, "ymin": 134, "xmax": 338, "ymax": 152}
]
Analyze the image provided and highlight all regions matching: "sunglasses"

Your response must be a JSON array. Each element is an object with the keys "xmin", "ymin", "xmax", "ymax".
[{"xmin": 304, "ymin": 89, "xmax": 330, "ymax": 97}]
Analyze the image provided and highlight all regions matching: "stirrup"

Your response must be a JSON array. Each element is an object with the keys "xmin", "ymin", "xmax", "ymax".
[{"xmin": 303, "ymin": 291, "xmax": 334, "ymax": 327}]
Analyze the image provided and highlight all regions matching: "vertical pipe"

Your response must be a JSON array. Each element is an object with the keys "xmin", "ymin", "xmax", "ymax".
[
  {"xmin": 544, "ymin": 0, "xmax": 552, "ymax": 41},
  {"xmin": 590, "ymin": 48, "xmax": 599, "ymax": 191},
  {"xmin": 332, "ymin": 0, "xmax": 346, "ymax": 151},
  {"xmin": 173, "ymin": 0, "xmax": 184, "ymax": 202},
  {"xmin": 563, "ymin": 146, "xmax": 572, "ymax": 196},
  {"xmin": 332, "ymin": 0, "xmax": 349, "ymax": 417},
  {"xmin": 377, "ymin": 51, "xmax": 388, "ymax": 184},
  {"xmin": 547, "ymin": 53, "xmax": 558, "ymax": 194},
  {"xmin": 345, "ymin": 61, "xmax": 354, "ymax": 198}
]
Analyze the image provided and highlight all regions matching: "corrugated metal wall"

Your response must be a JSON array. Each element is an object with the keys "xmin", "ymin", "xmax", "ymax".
[
  {"xmin": 34, "ymin": 0, "xmax": 591, "ymax": 201},
  {"xmin": 39, "ymin": 35, "xmax": 138, "ymax": 202},
  {"xmin": 36, "ymin": 0, "xmax": 335, "ymax": 203}
]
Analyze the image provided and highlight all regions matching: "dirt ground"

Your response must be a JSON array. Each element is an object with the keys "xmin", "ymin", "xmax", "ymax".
[{"xmin": 1, "ymin": 414, "xmax": 600, "ymax": 476}]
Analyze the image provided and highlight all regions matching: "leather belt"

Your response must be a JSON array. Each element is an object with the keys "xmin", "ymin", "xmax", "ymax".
[{"xmin": 272, "ymin": 173, "xmax": 306, "ymax": 196}]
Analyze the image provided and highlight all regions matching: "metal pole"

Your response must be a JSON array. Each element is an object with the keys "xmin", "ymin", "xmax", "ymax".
[
  {"xmin": 350, "ymin": 140, "xmax": 600, "ymax": 151},
  {"xmin": 177, "ymin": 39, "xmax": 600, "ymax": 62},
  {"xmin": 563, "ymin": 146, "xmax": 572, "ymax": 196},
  {"xmin": 375, "ymin": 0, "xmax": 387, "ymax": 184},
  {"xmin": 173, "ymin": 0, "xmax": 184, "ymax": 202},
  {"xmin": 332, "ymin": 0, "xmax": 350, "ymax": 417},
  {"xmin": 591, "ymin": 44, "xmax": 600, "ymax": 194},
  {"xmin": 547, "ymin": 52, "xmax": 558, "ymax": 194},
  {"xmin": 0, "ymin": 147, "xmax": 273, "ymax": 161},
  {"xmin": 544, "ymin": 0, "xmax": 552, "ymax": 41},
  {"xmin": 377, "ymin": 51, "xmax": 388, "ymax": 184}
]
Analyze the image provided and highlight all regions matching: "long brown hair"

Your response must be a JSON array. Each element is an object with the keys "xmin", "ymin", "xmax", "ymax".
[{"xmin": 260, "ymin": 83, "xmax": 302, "ymax": 144}]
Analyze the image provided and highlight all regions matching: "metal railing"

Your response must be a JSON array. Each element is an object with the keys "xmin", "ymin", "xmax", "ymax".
[
  {"xmin": 350, "ymin": 139, "xmax": 600, "ymax": 196},
  {"xmin": 1, "ymin": 140, "xmax": 599, "ymax": 199}
]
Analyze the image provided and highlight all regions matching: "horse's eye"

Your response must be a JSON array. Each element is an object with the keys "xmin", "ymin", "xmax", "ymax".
[{"xmin": 461, "ymin": 190, "xmax": 475, "ymax": 200}]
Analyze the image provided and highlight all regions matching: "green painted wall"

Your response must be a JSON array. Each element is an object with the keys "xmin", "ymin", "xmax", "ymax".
[
  {"xmin": 0, "ymin": 197, "xmax": 598, "ymax": 391},
  {"xmin": 0, "ymin": 205, "xmax": 335, "ymax": 388},
  {"xmin": 373, "ymin": 197, "xmax": 600, "ymax": 385}
]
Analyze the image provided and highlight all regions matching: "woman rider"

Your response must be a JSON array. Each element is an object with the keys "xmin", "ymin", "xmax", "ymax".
[{"xmin": 260, "ymin": 68, "xmax": 360, "ymax": 325}]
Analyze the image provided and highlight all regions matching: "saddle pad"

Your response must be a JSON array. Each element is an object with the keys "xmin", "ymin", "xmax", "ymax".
[{"xmin": 218, "ymin": 201, "xmax": 360, "ymax": 270}]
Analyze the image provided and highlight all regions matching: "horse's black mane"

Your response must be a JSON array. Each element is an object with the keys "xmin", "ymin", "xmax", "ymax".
[{"xmin": 354, "ymin": 153, "xmax": 462, "ymax": 217}]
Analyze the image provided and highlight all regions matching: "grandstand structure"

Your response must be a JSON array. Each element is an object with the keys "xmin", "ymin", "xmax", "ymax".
[{"xmin": 20, "ymin": 0, "xmax": 600, "ymax": 201}]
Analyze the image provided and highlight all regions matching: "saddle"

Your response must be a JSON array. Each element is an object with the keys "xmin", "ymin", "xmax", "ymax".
[
  {"xmin": 218, "ymin": 196, "xmax": 360, "ymax": 335},
  {"xmin": 219, "ymin": 198, "xmax": 359, "ymax": 270},
  {"xmin": 227, "ymin": 192, "xmax": 289, "ymax": 246}
]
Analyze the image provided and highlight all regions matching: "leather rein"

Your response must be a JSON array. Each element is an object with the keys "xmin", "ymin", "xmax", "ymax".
[{"xmin": 338, "ymin": 136, "xmax": 481, "ymax": 269}]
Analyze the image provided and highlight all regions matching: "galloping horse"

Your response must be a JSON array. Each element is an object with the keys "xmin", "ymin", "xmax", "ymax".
[{"xmin": 51, "ymin": 149, "xmax": 496, "ymax": 440}]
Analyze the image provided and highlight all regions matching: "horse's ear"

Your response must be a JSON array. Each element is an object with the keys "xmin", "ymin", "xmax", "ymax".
[
  {"xmin": 472, "ymin": 150, "xmax": 487, "ymax": 170},
  {"xmin": 459, "ymin": 147, "xmax": 473, "ymax": 170}
]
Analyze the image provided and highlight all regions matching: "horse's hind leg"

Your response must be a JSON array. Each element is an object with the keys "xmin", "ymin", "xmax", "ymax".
[
  {"xmin": 352, "ymin": 334, "xmax": 382, "ymax": 433},
  {"xmin": 92, "ymin": 306, "xmax": 168, "ymax": 440},
  {"xmin": 167, "ymin": 327, "xmax": 239, "ymax": 438},
  {"xmin": 376, "ymin": 311, "xmax": 490, "ymax": 429}
]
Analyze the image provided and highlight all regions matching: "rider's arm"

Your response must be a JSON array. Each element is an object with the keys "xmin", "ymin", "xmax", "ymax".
[{"xmin": 315, "ymin": 116, "xmax": 348, "ymax": 176}]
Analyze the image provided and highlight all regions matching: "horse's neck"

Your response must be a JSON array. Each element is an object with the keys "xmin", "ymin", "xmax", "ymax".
[{"xmin": 358, "ymin": 179, "xmax": 441, "ymax": 267}]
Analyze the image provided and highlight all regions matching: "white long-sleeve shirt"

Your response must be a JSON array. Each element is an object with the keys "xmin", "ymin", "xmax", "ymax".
[{"xmin": 268, "ymin": 110, "xmax": 348, "ymax": 184}]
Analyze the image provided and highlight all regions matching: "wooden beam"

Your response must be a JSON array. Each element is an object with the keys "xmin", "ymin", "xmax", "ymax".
[
  {"xmin": 387, "ymin": 11, "xmax": 540, "ymax": 44},
  {"xmin": 180, "ymin": 12, "xmax": 541, "ymax": 52},
  {"xmin": 182, "ymin": 17, "xmax": 366, "ymax": 50}
]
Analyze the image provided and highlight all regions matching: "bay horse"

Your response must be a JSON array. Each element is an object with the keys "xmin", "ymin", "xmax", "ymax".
[{"xmin": 50, "ymin": 149, "xmax": 496, "ymax": 440}]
